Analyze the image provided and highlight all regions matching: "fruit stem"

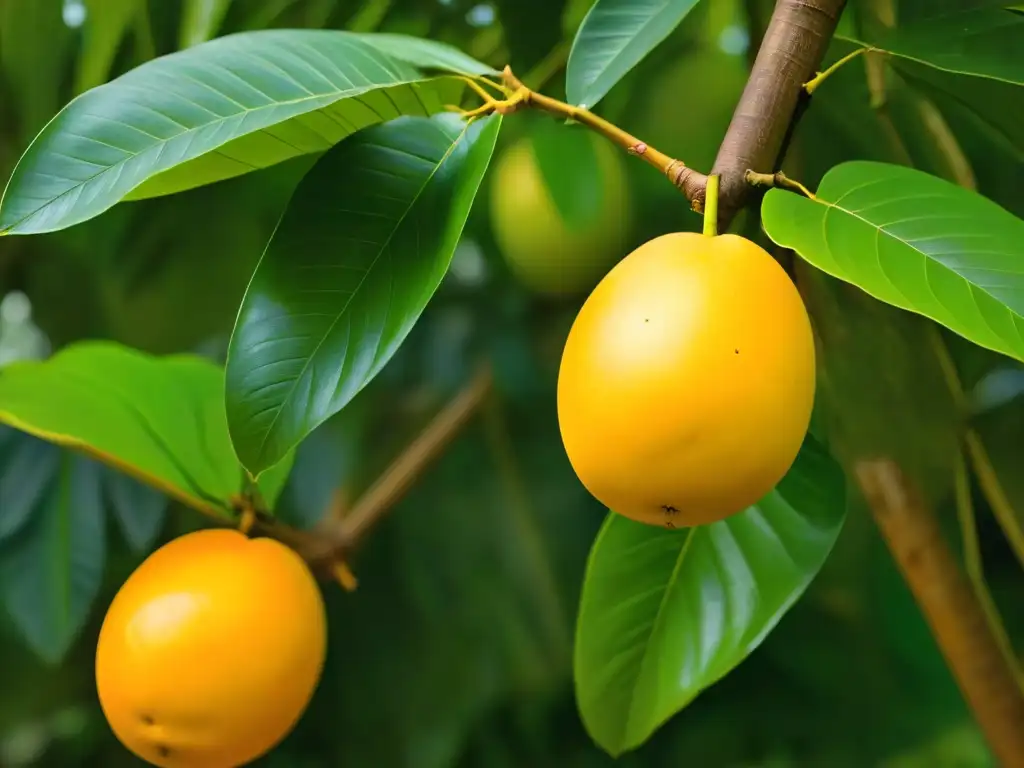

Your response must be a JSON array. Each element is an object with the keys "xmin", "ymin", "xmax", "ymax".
[{"xmin": 703, "ymin": 175, "xmax": 720, "ymax": 237}]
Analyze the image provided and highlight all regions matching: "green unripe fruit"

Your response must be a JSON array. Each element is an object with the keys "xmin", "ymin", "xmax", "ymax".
[{"xmin": 488, "ymin": 130, "xmax": 631, "ymax": 297}]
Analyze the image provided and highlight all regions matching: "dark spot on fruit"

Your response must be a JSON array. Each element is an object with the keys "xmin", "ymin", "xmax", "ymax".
[
  {"xmin": 644, "ymin": 318, "xmax": 649, "ymax": 323},
  {"xmin": 665, "ymin": 521, "xmax": 676, "ymax": 529},
  {"xmin": 141, "ymin": 714, "xmax": 154, "ymax": 726},
  {"xmin": 661, "ymin": 504, "xmax": 680, "ymax": 515},
  {"xmin": 156, "ymin": 744, "xmax": 171, "ymax": 758},
  {"xmin": 734, "ymin": 349, "xmax": 739, "ymax": 354}
]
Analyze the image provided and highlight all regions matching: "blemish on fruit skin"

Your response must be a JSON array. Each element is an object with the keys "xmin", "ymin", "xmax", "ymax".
[
  {"xmin": 155, "ymin": 744, "xmax": 171, "ymax": 759},
  {"xmin": 734, "ymin": 349, "xmax": 739, "ymax": 354},
  {"xmin": 140, "ymin": 714, "xmax": 155, "ymax": 726}
]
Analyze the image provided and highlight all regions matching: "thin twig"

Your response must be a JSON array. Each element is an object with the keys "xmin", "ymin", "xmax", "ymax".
[{"xmin": 856, "ymin": 459, "xmax": 1024, "ymax": 768}]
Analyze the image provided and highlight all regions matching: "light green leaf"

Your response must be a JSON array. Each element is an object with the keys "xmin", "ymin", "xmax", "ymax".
[
  {"xmin": 574, "ymin": 437, "xmax": 846, "ymax": 756},
  {"xmin": 0, "ymin": 452, "xmax": 106, "ymax": 665},
  {"xmin": 101, "ymin": 466, "xmax": 168, "ymax": 553},
  {"xmin": 0, "ymin": 429, "xmax": 60, "ymax": 542},
  {"xmin": 0, "ymin": 29, "xmax": 482, "ymax": 235},
  {"xmin": 179, "ymin": 0, "xmax": 234, "ymax": 49},
  {"xmin": 565, "ymin": 0, "xmax": 702, "ymax": 109},
  {"xmin": 225, "ymin": 112, "xmax": 502, "ymax": 475},
  {"xmin": 761, "ymin": 161, "xmax": 1024, "ymax": 363},
  {"xmin": 0, "ymin": 341, "xmax": 241, "ymax": 516},
  {"xmin": 75, "ymin": 0, "xmax": 142, "ymax": 94}
]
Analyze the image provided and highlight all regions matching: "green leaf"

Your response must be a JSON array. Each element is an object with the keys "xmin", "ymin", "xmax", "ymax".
[
  {"xmin": 529, "ymin": 119, "xmax": 603, "ymax": 230},
  {"xmin": 0, "ymin": 452, "xmax": 106, "ymax": 665},
  {"xmin": 565, "ymin": 0, "xmax": 702, "ymax": 109},
  {"xmin": 225, "ymin": 112, "xmax": 502, "ymax": 475},
  {"xmin": 761, "ymin": 161, "xmax": 1024, "ymax": 364},
  {"xmin": 0, "ymin": 430, "xmax": 60, "ymax": 542},
  {"xmin": 574, "ymin": 437, "xmax": 846, "ymax": 756},
  {"xmin": 75, "ymin": 0, "xmax": 142, "ymax": 94},
  {"xmin": 101, "ymin": 466, "xmax": 168, "ymax": 553},
  {"xmin": 178, "ymin": 0, "xmax": 234, "ymax": 49},
  {"xmin": 849, "ymin": 6, "xmax": 1024, "ymax": 86},
  {"xmin": 0, "ymin": 30, "xmax": 481, "ymax": 235},
  {"xmin": 348, "ymin": 33, "xmax": 499, "ymax": 77},
  {"xmin": 0, "ymin": 341, "xmax": 241, "ymax": 516}
]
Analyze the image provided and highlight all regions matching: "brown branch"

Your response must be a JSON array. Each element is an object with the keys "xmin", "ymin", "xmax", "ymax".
[
  {"xmin": 856, "ymin": 459, "xmax": 1024, "ymax": 768},
  {"xmin": 709, "ymin": 0, "xmax": 847, "ymax": 229}
]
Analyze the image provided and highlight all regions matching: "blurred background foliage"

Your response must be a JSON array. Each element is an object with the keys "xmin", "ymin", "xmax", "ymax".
[{"xmin": 0, "ymin": 0, "xmax": 1021, "ymax": 766}]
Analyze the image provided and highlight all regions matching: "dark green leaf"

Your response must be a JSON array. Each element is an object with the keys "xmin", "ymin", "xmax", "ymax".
[
  {"xmin": 0, "ymin": 431, "xmax": 60, "ymax": 542},
  {"xmin": 0, "ymin": 30, "xmax": 487, "ymax": 235},
  {"xmin": 565, "ymin": 0, "xmax": 702, "ymax": 108},
  {"xmin": 179, "ymin": 0, "xmax": 234, "ymax": 48},
  {"xmin": 0, "ymin": 452, "xmax": 106, "ymax": 665},
  {"xmin": 0, "ymin": 340, "xmax": 241, "ymax": 516},
  {"xmin": 761, "ymin": 161, "xmax": 1024, "ymax": 364},
  {"xmin": 75, "ymin": 0, "xmax": 142, "ymax": 94},
  {"xmin": 225, "ymin": 112, "xmax": 502, "ymax": 475},
  {"xmin": 574, "ymin": 437, "xmax": 846, "ymax": 756},
  {"xmin": 849, "ymin": 7, "xmax": 1024, "ymax": 86},
  {"xmin": 102, "ymin": 466, "xmax": 168, "ymax": 553}
]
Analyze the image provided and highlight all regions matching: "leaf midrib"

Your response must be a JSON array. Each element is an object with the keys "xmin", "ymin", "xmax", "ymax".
[
  {"xmin": 248, "ymin": 118, "xmax": 473, "ymax": 468},
  {"xmin": 1, "ymin": 75, "xmax": 433, "ymax": 233},
  {"xmin": 621, "ymin": 524, "xmax": 697, "ymax": 747}
]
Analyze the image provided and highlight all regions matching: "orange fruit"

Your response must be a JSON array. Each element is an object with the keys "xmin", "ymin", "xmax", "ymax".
[
  {"xmin": 95, "ymin": 528, "xmax": 327, "ymax": 767},
  {"xmin": 557, "ymin": 232, "xmax": 816, "ymax": 528}
]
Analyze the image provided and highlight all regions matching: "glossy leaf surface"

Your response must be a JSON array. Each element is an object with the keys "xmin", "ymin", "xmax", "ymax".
[
  {"xmin": 575, "ymin": 438, "xmax": 846, "ymax": 756},
  {"xmin": 762, "ymin": 161, "xmax": 1024, "ymax": 363},
  {"xmin": 565, "ymin": 0, "xmax": 701, "ymax": 108},
  {"xmin": 0, "ymin": 30, "xmax": 482, "ymax": 234},
  {"xmin": 0, "ymin": 452, "xmax": 106, "ymax": 665},
  {"xmin": 226, "ymin": 112, "xmax": 501, "ymax": 475},
  {"xmin": 0, "ymin": 341, "xmax": 240, "ymax": 515}
]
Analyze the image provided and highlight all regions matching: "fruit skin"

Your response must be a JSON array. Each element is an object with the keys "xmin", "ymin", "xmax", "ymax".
[
  {"xmin": 95, "ymin": 528, "xmax": 327, "ymax": 768},
  {"xmin": 557, "ymin": 232, "xmax": 816, "ymax": 528},
  {"xmin": 488, "ymin": 131, "xmax": 630, "ymax": 297}
]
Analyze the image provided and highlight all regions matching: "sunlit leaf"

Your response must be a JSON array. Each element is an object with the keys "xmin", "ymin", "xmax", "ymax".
[
  {"xmin": 0, "ymin": 452, "xmax": 106, "ymax": 665},
  {"xmin": 574, "ymin": 437, "xmax": 846, "ymax": 756},
  {"xmin": 225, "ymin": 112, "xmax": 502, "ymax": 475},
  {"xmin": 565, "ymin": 0, "xmax": 702, "ymax": 109},
  {"xmin": 761, "ymin": 161, "xmax": 1024, "ymax": 363},
  {"xmin": 0, "ymin": 30, "xmax": 487, "ymax": 235},
  {"xmin": 0, "ymin": 341, "xmax": 240, "ymax": 516},
  {"xmin": 0, "ymin": 429, "xmax": 60, "ymax": 542}
]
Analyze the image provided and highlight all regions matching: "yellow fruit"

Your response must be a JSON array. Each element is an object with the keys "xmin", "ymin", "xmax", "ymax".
[
  {"xmin": 489, "ymin": 131, "xmax": 630, "ymax": 297},
  {"xmin": 95, "ymin": 528, "xmax": 327, "ymax": 768},
  {"xmin": 557, "ymin": 232, "xmax": 816, "ymax": 528}
]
